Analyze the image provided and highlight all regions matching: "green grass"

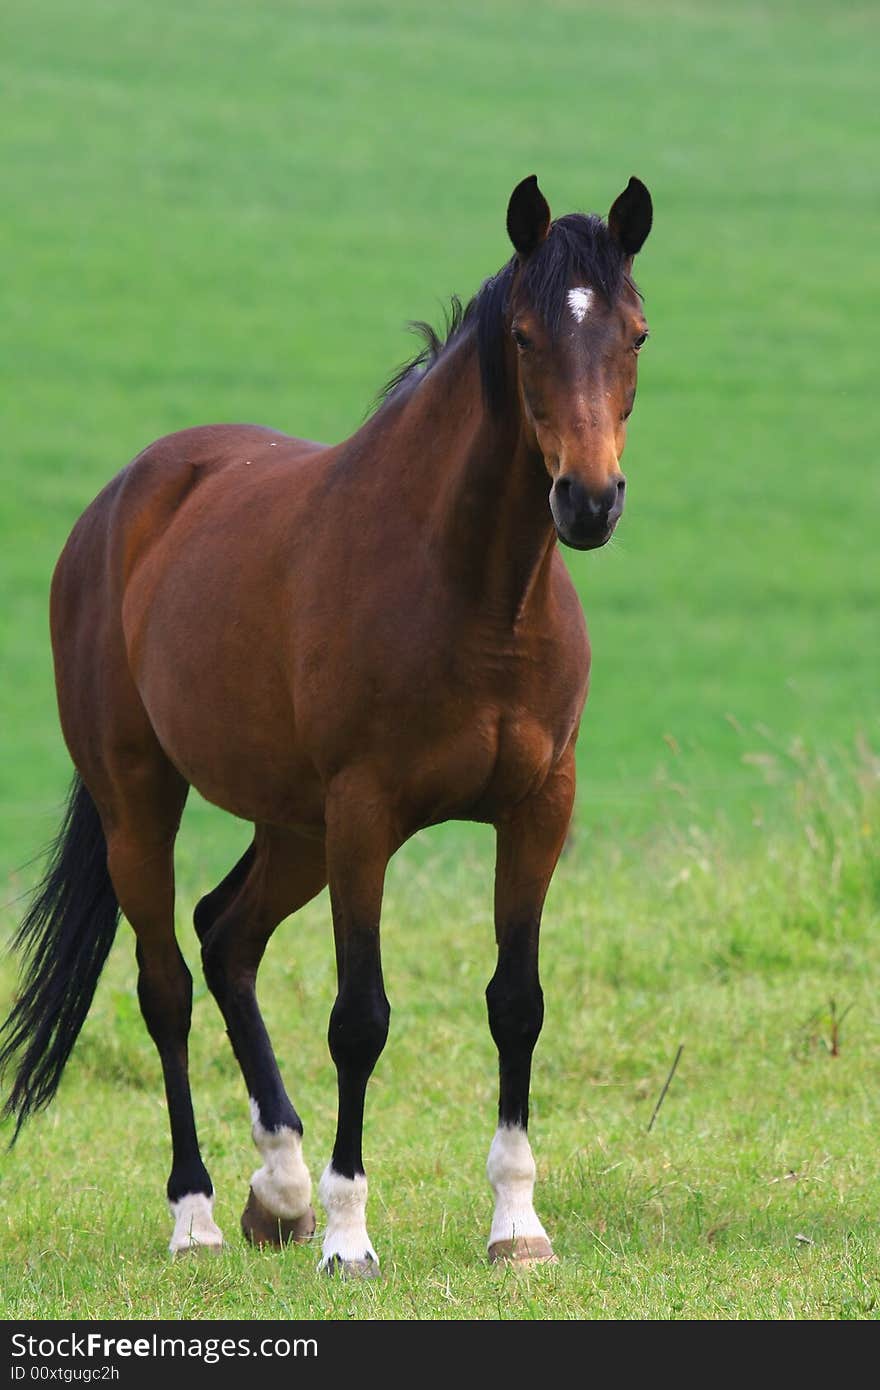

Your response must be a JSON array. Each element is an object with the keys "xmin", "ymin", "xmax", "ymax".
[
  {"xmin": 1, "ymin": 0, "xmax": 878, "ymax": 866},
  {"xmin": 2, "ymin": 750, "xmax": 878, "ymax": 1318},
  {"xmin": 1, "ymin": 0, "xmax": 879, "ymax": 1320}
]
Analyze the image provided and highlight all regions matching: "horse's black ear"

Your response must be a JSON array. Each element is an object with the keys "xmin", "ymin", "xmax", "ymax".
[
  {"xmin": 506, "ymin": 175, "xmax": 551, "ymax": 257},
  {"xmin": 608, "ymin": 176, "xmax": 653, "ymax": 257}
]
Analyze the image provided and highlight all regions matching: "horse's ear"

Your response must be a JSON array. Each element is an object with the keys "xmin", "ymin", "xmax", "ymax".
[
  {"xmin": 506, "ymin": 175, "xmax": 551, "ymax": 257},
  {"xmin": 608, "ymin": 176, "xmax": 653, "ymax": 257}
]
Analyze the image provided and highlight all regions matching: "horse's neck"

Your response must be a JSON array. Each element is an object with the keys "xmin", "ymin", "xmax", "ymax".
[{"xmin": 374, "ymin": 333, "xmax": 556, "ymax": 624}]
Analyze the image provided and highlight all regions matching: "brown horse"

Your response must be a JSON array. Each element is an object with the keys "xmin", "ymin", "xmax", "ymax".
[{"xmin": 1, "ymin": 174, "xmax": 651, "ymax": 1272}]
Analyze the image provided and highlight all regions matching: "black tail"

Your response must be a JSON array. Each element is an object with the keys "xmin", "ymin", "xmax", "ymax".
[{"xmin": 1, "ymin": 774, "xmax": 120, "ymax": 1140}]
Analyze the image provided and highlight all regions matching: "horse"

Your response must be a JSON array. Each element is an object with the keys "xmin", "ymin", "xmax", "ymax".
[{"xmin": 1, "ymin": 173, "xmax": 652, "ymax": 1274}]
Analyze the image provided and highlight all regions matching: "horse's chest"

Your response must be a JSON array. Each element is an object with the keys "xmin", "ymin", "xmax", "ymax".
[
  {"xmin": 399, "ymin": 639, "xmax": 583, "ymax": 826},
  {"xmin": 397, "ymin": 706, "xmax": 554, "ymax": 829},
  {"xmin": 483, "ymin": 712, "xmax": 558, "ymax": 808}
]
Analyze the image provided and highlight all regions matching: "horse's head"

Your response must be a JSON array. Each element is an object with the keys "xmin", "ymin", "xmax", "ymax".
[{"xmin": 505, "ymin": 175, "xmax": 652, "ymax": 550}]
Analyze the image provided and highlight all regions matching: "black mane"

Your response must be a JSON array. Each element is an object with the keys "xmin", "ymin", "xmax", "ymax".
[
  {"xmin": 378, "ymin": 212, "xmax": 629, "ymax": 416},
  {"xmin": 377, "ymin": 295, "xmax": 470, "ymax": 406}
]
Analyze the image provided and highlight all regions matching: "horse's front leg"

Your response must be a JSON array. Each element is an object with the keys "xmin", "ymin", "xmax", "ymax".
[
  {"xmin": 485, "ymin": 749, "xmax": 575, "ymax": 1265},
  {"xmin": 317, "ymin": 771, "xmax": 393, "ymax": 1278}
]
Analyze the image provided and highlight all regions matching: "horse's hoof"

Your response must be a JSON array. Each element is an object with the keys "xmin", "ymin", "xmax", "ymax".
[
  {"xmin": 320, "ymin": 1252, "xmax": 382, "ymax": 1280},
  {"xmin": 168, "ymin": 1194, "xmax": 225, "ymax": 1255},
  {"xmin": 488, "ymin": 1236, "xmax": 558, "ymax": 1266},
  {"xmin": 241, "ymin": 1187, "xmax": 316, "ymax": 1248},
  {"xmin": 171, "ymin": 1239, "xmax": 225, "ymax": 1258}
]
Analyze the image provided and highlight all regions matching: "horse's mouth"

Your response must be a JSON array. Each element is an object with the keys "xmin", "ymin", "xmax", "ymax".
[{"xmin": 554, "ymin": 518, "xmax": 617, "ymax": 551}]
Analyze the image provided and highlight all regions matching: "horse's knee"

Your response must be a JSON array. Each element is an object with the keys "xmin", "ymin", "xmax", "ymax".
[
  {"xmin": 200, "ymin": 929, "xmax": 242, "ymax": 1006},
  {"xmin": 193, "ymin": 891, "xmax": 217, "ymax": 943},
  {"xmin": 194, "ymin": 845, "xmax": 257, "ymax": 943},
  {"xmin": 328, "ymin": 987, "xmax": 390, "ymax": 1076},
  {"xmin": 200, "ymin": 905, "xmax": 263, "ymax": 1006},
  {"xmin": 485, "ymin": 973, "xmax": 544, "ymax": 1055}
]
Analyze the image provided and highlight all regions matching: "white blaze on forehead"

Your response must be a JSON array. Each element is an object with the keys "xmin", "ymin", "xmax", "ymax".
[{"xmin": 567, "ymin": 287, "xmax": 594, "ymax": 323}]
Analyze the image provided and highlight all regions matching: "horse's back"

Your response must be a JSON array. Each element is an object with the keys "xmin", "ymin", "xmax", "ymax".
[
  {"xmin": 118, "ymin": 424, "xmax": 324, "ymax": 557},
  {"xmin": 57, "ymin": 423, "xmax": 322, "ymax": 574},
  {"xmin": 50, "ymin": 424, "xmax": 327, "ymax": 811}
]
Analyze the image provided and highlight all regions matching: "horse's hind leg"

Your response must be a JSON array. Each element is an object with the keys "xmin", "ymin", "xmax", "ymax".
[
  {"xmin": 195, "ymin": 825, "xmax": 327, "ymax": 1248},
  {"xmin": 100, "ymin": 758, "xmax": 224, "ymax": 1255}
]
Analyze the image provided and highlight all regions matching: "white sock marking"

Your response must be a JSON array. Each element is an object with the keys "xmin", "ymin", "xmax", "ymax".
[
  {"xmin": 567, "ymin": 286, "xmax": 594, "ymax": 323},
  {"xmin": 318, "ymin": 1165, "xmax": 378, "ymax": 1268},
  {"xmin": 168, "ymin": 1193, "xmax": 224, "ymax": 1253},
  {"xmin": 249, "ymin": 1098, "xmax": 312, "ymax": 1220},
  {"xmin": 486, "ymin": 1125, "xmax": 548, "ymax": 1246}
]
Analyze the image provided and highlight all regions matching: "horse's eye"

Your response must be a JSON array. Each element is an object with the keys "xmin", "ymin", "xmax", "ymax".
[
  {"xmin": 512, "ymin": 327, "xmax": 532, "ymax": 351},
  {"xmin": 634, "ymin": 332, "xmax": 649, "ymax": 351}
]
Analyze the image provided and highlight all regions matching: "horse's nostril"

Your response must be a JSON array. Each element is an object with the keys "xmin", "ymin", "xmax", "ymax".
[
  {"xmin": 552, "ymin": 474, "xmax": 621, "ymax": 532},
  {"xmin": 591, "ymin": 481, "xmax": 621, "ymax": 518},
  {"xmin": 553, "ymin": 475, "xmax": 583, "ymax": 518}
]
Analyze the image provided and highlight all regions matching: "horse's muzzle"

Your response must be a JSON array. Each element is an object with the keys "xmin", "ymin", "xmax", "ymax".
[{"xmin": 550, "ymin": 474, "xmax": 625, "ymax": 550}]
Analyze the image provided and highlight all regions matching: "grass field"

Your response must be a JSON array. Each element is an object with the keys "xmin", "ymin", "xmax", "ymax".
[{"xmin": 1, "ymin": 0, "xmax": 878, "ymax": 1321}]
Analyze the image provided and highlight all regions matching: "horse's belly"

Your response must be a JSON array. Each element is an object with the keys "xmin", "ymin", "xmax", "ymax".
[
  {"xmin": 172, "ymin": 729, "xmax": 323, "ymax": 830},
  {"xmin": 145, "ymin": 685, "xmax": 324, "ymax": 829},
  {"xmin": 128, "ymin": 620, "xmax": 324, "ymax": 830}
]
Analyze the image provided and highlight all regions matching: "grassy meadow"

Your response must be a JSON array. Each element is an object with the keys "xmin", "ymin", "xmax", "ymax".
[{"xmin": 1, "ymin": 0, "xmax": 878, "ymax": 1320}]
